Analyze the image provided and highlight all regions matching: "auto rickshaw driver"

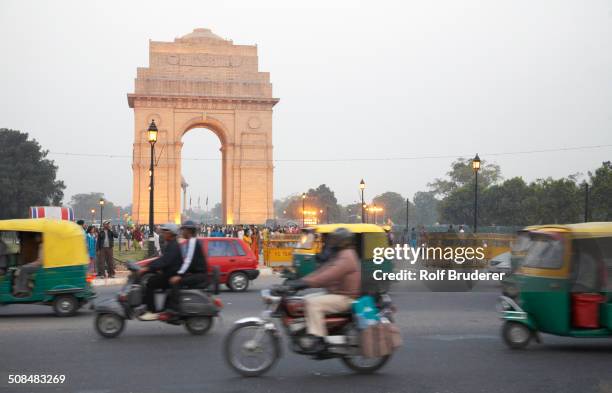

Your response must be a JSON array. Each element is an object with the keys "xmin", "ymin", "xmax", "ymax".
[{"xmin": 14, "ymin": 232, "xmax": 43, "ymax": 297}]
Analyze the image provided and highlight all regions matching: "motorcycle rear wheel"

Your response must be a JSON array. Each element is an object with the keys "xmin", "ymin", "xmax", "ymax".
[
  {"xmin": 224, "ymin": 321, "xmax": 280, "ymax": 377},
  {"xmin": 184, "ymin": 316, "xmax": 213, "ymax": 335},
  {"xmin": 341, "ymin": 354, "xmax": 391, "ymax": 374}
]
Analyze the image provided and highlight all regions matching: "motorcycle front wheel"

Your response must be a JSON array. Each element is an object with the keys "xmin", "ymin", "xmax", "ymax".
[
  {"xmin": 95, "ymin": 313, "xmax": 125, "ymax": 338},
  {"xmin": 224, "ymin": 321, "xmax": 280, "ymax": 377}
]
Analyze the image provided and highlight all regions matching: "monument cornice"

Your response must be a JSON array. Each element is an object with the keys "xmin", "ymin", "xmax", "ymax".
[{"xmin": 127, "ymin": 93, "xmax": 279, "ymax": 110}]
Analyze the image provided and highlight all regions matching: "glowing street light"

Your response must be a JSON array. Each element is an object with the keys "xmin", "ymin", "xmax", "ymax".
[
  {"xmin": 359, "ymin": 179, "xmax": 366, "ymax": 223},
  {"xmin": 472, "ymin": 153, "xmax": 481, "ymax": 233},
  {"xmin": 147, "ymin": 120, "xmax": 158, "ymax": 257}
]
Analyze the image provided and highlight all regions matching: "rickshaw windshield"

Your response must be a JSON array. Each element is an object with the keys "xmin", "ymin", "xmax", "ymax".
[
  {"xmin": 522, "ymin": 233, "xmax": 564, "ymax": 269},
  {"xmin": 295, "ymin": 232, "xmax": 316, "ymax": 250}
]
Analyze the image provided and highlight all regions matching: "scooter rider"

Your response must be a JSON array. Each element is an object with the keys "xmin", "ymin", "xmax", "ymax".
[
  {"xmin": 139, "ymin": 223, "xmax": 183, "ymax": 321},
  {"xmin": 168, "ymin": 220, "xmax": 208, "ymax": 289},
  {"xmin": 285, "ymin": 228, "xmax": 361, "ymax": 352}
]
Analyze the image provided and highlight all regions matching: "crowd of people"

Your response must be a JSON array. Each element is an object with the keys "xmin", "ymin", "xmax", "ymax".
[{"xmin": 76, "ymin": 219, "xmax": 303, "ymax": 278}]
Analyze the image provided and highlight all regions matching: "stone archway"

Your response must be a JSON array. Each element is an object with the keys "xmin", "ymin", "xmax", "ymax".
[{"xmin": 128, "ymin": 28, "xmax": 278, "ymax": 224}]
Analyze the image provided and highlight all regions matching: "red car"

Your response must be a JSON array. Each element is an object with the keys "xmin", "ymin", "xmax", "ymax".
[{"xmin": 137, "ymin": 237, "xmax": 259, "ymax": 292}]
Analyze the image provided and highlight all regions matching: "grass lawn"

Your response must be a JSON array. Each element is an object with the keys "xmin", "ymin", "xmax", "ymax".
[{"xmin": 113, "ymin": 244, "xmax": 148, "ymax": 265}]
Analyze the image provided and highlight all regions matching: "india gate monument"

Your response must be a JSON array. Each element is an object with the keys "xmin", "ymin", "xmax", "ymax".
[{"xmin": 128, "ymin": 28, "xmax": 278, "ymax": 224}]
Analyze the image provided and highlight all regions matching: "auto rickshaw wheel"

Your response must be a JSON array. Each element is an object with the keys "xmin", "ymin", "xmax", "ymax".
[
  {"xmin": 95, "ymin": 313, "xmax": 125, "ymax": 338},
  {"xmin": 502, "ymin": 321, "xmax": 531, "ymax": 349},
  {"xmin": 52, "ymin": 295, "xmax": 78, "ymax": 317}
]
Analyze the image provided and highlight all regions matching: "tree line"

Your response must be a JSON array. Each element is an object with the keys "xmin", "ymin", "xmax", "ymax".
[{"xmin": 1, "ymin": 128, "xmax": 610, "ymax": 226}]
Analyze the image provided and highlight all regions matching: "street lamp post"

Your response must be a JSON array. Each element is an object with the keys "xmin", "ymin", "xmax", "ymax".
[
  {"xmin": 326, "ymin": 206, "xmax": 329, "ymax": 224},
  {"xmin": 359, "ymin": 179, "xmax": 366, "ymax": 223},
  {"xmin": 99, "ymin": 198, "xmax": 104, "ymax": 226},
  {"xmin": 584, "ymin": 182, "xmax": 589, "ymax": 222},
  {"xmin": 472, "ymin": 154, "xmax": 481, "ymax": 233},
  {"xmin": 90, "ymin": 208, "xmax": 95, "ymax": 224},
  {"xmin": 406, "ymin": 198, "xmax": 410, "ymax": 228},
  {"xmin": 301, "ymin": 193, "xmax": 306, "ymax": 227},
  {"xmin": 147, "ymin": 120, "xmax": 158, "ymax": 257},
  {"xmin": 373, "ymin": 204, "xmax": 378, "ymax": 224}
]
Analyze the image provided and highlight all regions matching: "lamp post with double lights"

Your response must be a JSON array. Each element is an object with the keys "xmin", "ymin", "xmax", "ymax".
[
  {"xmin": 359, "ymin": 179, "xmax": 366, "ymax": 223},
  {"xmin": 472, "ymin": 154, "xmax": 481, "ymax": 233},
  {"xmin": 147, "ymin": 120, "xmax": 158, "ymax": 257}
]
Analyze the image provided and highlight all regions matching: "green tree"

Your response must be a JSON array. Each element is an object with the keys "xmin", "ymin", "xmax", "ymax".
[
  {"xmin": 529, "ymin": 177, "xmax": 581, "ymax": 224},
  {"xmin": 438, "ymin": 185, "xmax": 473, "ymax": 225},
  {"xmin": 372, "ymin": 191, "xmax": 408, "ymax": 225},
  {"xmin": 0, "ymin": 129, "xmax": 65, "ymax": 219},
  {"xmin": 429, "ymin": 157, "xmax": 501, "ymax": 197},
  {"xmin": 589, "ymin": 161, "xmax": 612, "ymax": 221},
  {"xmin": 305, "ymin": 184, "xmax": 341, "ymax": 223},
  {"xmin": 480, "ymin": 177, "xmax": 534, "ymax": 226},
  {"xmin": 69, "ymin": 192, "xmax": 120, "ymax": 223},
  {"xmin": 413, "ymin": 191, "xmax": 439, "ymax": 226}
]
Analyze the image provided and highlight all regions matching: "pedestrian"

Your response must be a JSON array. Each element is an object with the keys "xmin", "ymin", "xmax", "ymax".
[
  {"xmin": 97, "ymin": 220, "xmax": 117, "ymax": 278},
  {"xmin": 125, "ymin": 227, "xmax": 132, "ymax": 250},
  {"xmin": 410, "ymin": 227, "xmax": 417, "ymax": 248},
  {"xmin": 251, "ymin": 227, "xmax": 260, "ymax": 259},
  {"xmin": 243, "ymin": 229, "xmax": 252, "ymax": 246},
  {"xmin": 86, "ymin": 226, "xmax": 97, "ymax": 274},
  {"xmin": 133, "ymin": 227, "xmax": 143, "ymax": 250}
]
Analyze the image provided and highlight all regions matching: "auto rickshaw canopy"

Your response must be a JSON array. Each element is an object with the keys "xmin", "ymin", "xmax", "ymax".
[
  {"xmin": 524, "ymin": 222, "xmax": 612, "ymax": 238},
  {"xmin": 0, "ymin": 218, "xmax": 88, "ymax": 268},
  {"xmin": 307, "ymin": 223, "xmax": 386, "ymax": 234}
]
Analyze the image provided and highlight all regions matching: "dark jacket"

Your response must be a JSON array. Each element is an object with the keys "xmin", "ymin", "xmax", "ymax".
[
  {"xmin": 178, "ymin": 238, "xmax": 207, "ymax": 275},
  {"xmin": 147, "ymin": 238, "xmax": 182, "ymax": 277},
  {"xmin": 97, "ymin": 228, "xmax": 117, "ymax": 250}
]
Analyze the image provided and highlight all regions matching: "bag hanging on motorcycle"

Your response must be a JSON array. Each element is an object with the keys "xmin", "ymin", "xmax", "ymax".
[
  {"xmin": 178, "ymin": 289, "xmax": 217, "ymax": 315},
  {"xmin": 353, "ymin": 295, "xmax": 380, "ymax": 329},
  {"xmin": 360, "ymin": 319, "xmax": 403, "ymax": 358},
  {"xmin": 127, "ymin": 284, "xmax": 143, "ymax": 306}
]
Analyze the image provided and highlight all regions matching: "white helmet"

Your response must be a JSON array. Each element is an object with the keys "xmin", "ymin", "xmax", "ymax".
[{"xmin": 160, "ymin": 223, "xmax": 179, "ymax": 236}]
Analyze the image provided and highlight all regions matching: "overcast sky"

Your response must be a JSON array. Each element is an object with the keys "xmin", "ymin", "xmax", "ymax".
[{"xmin": 1, "ymin": 0, "xmax": 611, "ymax": 208}]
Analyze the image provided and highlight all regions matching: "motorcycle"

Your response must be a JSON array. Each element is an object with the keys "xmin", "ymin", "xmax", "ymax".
[
  {"xmin": 93, "ymin": 262, "xmax": 222, "ymax": 338},
  {"xmin": 223, "ymin": 285, "xmax": 395, "ymax": 377}
]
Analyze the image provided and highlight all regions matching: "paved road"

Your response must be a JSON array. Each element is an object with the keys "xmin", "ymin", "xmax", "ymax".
[{"xmin": 1, "ymin": 276, "xmax": 612, "ymax": 393}]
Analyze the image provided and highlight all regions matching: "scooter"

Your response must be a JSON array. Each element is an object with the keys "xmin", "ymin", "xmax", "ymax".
[
  {"xmin": 223, "ymin": 285, "xmax": 395, "ymax": 377},
  {"xmin": 93, "ymin": 262, "xmax": 222, "ymax": 338}
]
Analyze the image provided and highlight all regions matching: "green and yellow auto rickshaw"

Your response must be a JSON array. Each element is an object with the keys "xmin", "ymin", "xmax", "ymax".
[
  {"xmin": 289, "ymin": 224, "xmax": 394, "ymax": 293},
  {"xmin": 499, "ymin": 222, "xmax": 612, "ymax": 349},
  {"xmin": 0, "ymin": 219, "xmax": 95, "ymax": 316}
]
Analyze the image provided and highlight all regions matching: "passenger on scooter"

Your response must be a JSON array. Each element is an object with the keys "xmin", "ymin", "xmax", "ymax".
[
  {"xmin": 286, "ymin": 228, "xmax": 361, "ymax": 352},
  {"xmin": 139, "ymin": 223, "xmax": 183, "ymax": 321},
  {"xmin": 168, "ymin": 220, "xmax": 208, "ymax": 289}
]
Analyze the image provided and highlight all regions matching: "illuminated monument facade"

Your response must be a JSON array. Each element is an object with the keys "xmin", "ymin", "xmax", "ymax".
[{"xmin": 129, "ymin": 28, "xmax": 278, "ymax": 224}]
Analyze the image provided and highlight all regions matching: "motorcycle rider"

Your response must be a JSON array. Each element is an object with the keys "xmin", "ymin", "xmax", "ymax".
[
  {"xmin": 286, "ymin": 228, "xmax": 361, "ymax": 352},
  {"xmin": 168, "ymin": 220, "xmax": 208, "ymax": 289},
  {"xmin": 139, "ymin": 223, "xmax": 183, "ymax": 321}
]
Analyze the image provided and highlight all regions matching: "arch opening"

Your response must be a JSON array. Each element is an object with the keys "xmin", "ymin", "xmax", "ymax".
[{"xmin": 180, "ymin": 127, "xmax": 223, "ymax": 225}]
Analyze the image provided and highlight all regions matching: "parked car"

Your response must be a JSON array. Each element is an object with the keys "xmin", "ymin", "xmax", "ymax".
[{"xmin": 137, "ymin": 237, "xmax": 259, "ymax": 292}]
